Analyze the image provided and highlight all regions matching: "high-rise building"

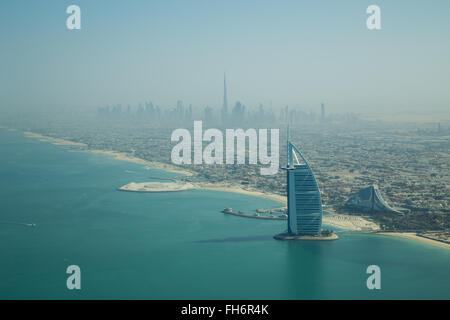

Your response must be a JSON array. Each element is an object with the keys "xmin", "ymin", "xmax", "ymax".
[
  {"xmin": 321, "ymin": 103, "xmax": 325, "ymax": 122},
  {"xmin": 204, "ymin": 105, "xmax": 213, "ymax": 123},
  {"xmin": 344, "ymin": 185, "xmax": 404, "ymax": 214},
  {"xmin": 283, "ymin": 137, "xmax": 323, "ymax": 235},
  {"xmin": 221, "ymin": 73, "xmax": 228, "ymax": 124}
]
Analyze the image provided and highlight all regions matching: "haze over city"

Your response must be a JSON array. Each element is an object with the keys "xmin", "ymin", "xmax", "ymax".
[
  {"xmin": 1, "ymin": 0, "xmax": 450, "ymax": 304},
  {"xmin": 1, "ymin": 0, "xmax": 449, "ymax": 121}
]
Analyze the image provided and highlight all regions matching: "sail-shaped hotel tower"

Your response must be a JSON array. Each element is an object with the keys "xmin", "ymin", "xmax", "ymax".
[{"xmin": 283, "ymin": 139, "xmax": 323, "ymax": 236}]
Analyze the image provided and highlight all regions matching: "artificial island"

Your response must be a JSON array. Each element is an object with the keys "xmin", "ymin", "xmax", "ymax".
[{"xmin": 273, "ymin": 136, "xmax": 338, "ymax": 241}]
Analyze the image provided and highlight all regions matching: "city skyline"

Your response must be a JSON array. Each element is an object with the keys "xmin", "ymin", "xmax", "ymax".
[
  {"xmin": 1, "ymin": 0, "xmax": 449, "ymax": 119},
  {"xmin": 0, "ymin": 0, "xmax": 449, "ymax": 303}
]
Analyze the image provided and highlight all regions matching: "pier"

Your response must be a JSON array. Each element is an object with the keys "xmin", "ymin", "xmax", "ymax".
[{"xmin": 222, "ymin": 208, "xmax": 287, "ymax": 220}]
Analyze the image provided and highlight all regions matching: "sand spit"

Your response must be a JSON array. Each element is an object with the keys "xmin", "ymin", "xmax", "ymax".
[
  {"xmin": 82, "ymin": 149, "xmax": 194, "ymax": 176},
  {"xmin": 24, "ymin": 132, "xmax": 87, "ymax": 146},
  {"xmin": 118, "ymin": 181, "xmax": 195, "ymax": 193}
]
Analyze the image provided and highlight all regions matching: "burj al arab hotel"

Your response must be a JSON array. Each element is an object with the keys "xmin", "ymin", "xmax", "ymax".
[{"xmin": 283, "ymin": 139, "xmax": 323, "ymax": 236}]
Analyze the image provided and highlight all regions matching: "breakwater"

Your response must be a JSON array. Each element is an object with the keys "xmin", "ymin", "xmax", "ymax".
[{"xmin": 222, "ymin": 208, "xmax": 287, "ymax": 220}]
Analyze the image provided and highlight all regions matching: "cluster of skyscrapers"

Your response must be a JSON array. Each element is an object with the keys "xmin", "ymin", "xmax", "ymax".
[{"xmin": 96, "ymin": 73, "xmax": 332, "ymax": 127}]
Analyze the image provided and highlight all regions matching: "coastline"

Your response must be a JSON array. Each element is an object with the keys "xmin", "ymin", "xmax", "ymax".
[
  {"xmin": 20, "ymin": 129, "xmax": 383, "ymax": 232},
  {"xmin": 17, "ymin": 128, "xmax": 448, "ymax": 249},
  {"xmin": 79, "ymin": 149, "xmax": 194, "ymax": 177},
  {"xmin": 377, "ymin": 232, "xmax": 450, "ymax": 250},
  {"xmin": 22, "ymin": 130, "xmax": 193, "ymax": 177},
  {"xmin": 24, "ymin": 131, "xmax": 87, "ymax": 147},
  {"xmin": 198, "ymin": 183, "xmax": 380, "ymax": 232},
  {"xmin": 194, "ymin": 182, "xmax": 287, "ymax": 204}
]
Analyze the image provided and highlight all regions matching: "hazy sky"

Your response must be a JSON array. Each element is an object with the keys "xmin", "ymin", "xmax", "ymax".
[{"xmin": 1, "ymin": 0, "xmax": 449, "ymax": 116}]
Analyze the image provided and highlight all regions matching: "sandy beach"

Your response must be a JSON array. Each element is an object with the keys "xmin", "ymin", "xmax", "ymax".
[
  {"xmin": 22, "ymin": 130, "xmax": 194, "ymax": 177},
  {"xmin": 21, "ymin": 129, "xmax": 380, "ymax": 232},
  {"xmin": 181, "ymin": 182, "xmax": 380, "ymax": 231},
  {"xmin": 20, "ymin": 129, "xmax": 449, "ymax": 248},
  {"xmin": 81, "ymin": 149, "xmax": 194, "ymax": 176},
  {"xmin": 194, "ymin": 182, "xmax": 287, "ymax": 204},
  {"xmin": 24, "ymin": 132, "xmax": 87, "ymax": 147},
  {"xmin": 323, "ymin": 214, "xmax": 380, "ymax": 231},
  {"xmin": 378, "ymin": 232, "xmax": 450, "ymax": 250},
  {"xmin": 117, "ymin": 179, "xmax": 380, "ymax": 232}
]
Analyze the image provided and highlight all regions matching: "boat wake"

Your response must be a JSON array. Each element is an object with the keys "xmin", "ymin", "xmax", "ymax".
[{"xmin": 0, "ymin": 221, "xmax": 36, "ymax": 227}]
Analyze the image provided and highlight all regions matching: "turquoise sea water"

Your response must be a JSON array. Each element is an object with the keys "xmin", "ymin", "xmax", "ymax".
[{"xmin": 0, "ymin": 128, "xmax": 449, "ymax": 299}]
